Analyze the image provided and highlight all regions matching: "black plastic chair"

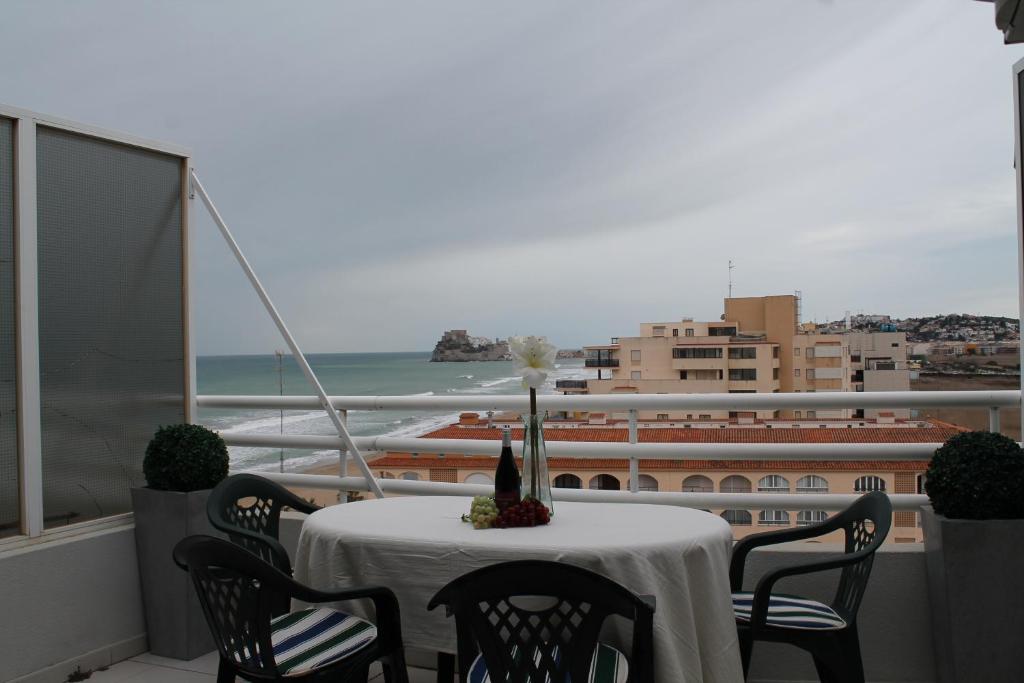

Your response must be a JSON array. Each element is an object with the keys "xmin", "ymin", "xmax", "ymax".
[
  {"xmin": 428, "ymin": 560, "xmax": 655, "ymax": 683},
  {"xmin": 207, "ymin": 473, "xmax": 320, "ymax": 575},
  {"xmin": 174, "ymin": 535, "xmax": 408, "ymax": 683},
  {"xmin": 729, "ymin": 491, "xmax": 893, "ymax": 683}
]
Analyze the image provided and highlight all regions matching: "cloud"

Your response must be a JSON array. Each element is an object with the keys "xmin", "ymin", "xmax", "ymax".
[{"xmin": 0, "ymin": 0, "xmax": 1021, "ymax": 353}]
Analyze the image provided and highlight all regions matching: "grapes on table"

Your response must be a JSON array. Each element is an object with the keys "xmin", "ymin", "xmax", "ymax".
[{"xmin": 462, "ymin": 495, "xmax": 550, "ymax": 529}]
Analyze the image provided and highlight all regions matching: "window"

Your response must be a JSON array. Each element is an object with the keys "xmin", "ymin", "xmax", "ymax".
[
  {"xmin": 673, "ymin": 347, "xmax": 722, "ymax": 359},
  {"xmin": 682, "ymin": 475, "xmax": 713, "ymax": 493},
  {"xmin": 794, "ymin": 410, "xmax": 802, "ymax": 418},
  {"xmin": 806, "ymin": 348, "xmax": 815, "ymax": 359},
  {"xmin": 759, "ymin": 510, "xmax": 791, "ymax": 526},
  {"xmin": 379, "ymin": 472, "xmax": 396, "ymax": 479},
  {"xmin": 699, "ymin": 414, "xmax": 712, "ymax": 420},
  {"xmin": 630, "ymin": 371, "xmax": 641, "ymax": 380},
  {"xmin": 794, "ymin": 348, "xmax": 801, "ymax": 357},
  {"xmin": 553, "ymin": 473, "xmax": 582, "ymax": 489},
  {"xmin": 465, "ymin": 473, "xmax": 494, "ymax": 485},
  {"xmin": 728, "ymin": 347, "xmax": 757, "ymax": 359},
  {"xmin": 589, "ymin": 474, "xmax": 621, "ymax": 490},
  {"xmin": 794, "ymin": 369, "xmax": 801, "ymax": 377},
  {"xmin": 773, "ymin": 368, "xmax": 779, "ymax": 380},
  {"xmin": 400, "ymin": 472, "xmax": 421, "ymax": 480},
  {"xmin": 806, "ymin": 369, "xmax": 815, "ymax": 380},
  {"xmin": 721, "ymin": 510, "xmax": 752, "ymax": 526},
  {"xmin": 806, "ymin": 410, "xmax": 816, "ymax": 419},
  {"xmin": 685, "ymin": 329, "xmax": 694, "ymax": 337},
  {"xmin": 758, "ymin": 475, "xmax": 790, "ymax": 493},
  {"xmin": 631, "ymin": 350, "xmax": 641, "ymax": 362},
  {"xmin": 0, "ymin": 118, "xmax": 15, "ymax": 538},
  {"xmin": 635, "ymin": 474, "xmax": 659, "ymax": 492},
  {"xmin": 652, "ymin": 326, "xmax": 665, "ymax": 337},
  {"xmin": 855, "ymin": 475, "xmax": 887, "ymax": 492},
  {"xmin": 773, "ymin": 346, "xmax": 780, "ymax": 359},
  {"xmin": 851, "ymin": 354, "xmax": 861, "ymax": 363},
  {"xmin": 672, "ymin": 328, "xmax": 679, "ymax": 337},
  {"xmin": 729, "ymin": 368, "xmax": 756, "ymax": 381},
  {"xmin": 37, "ymin": 126, "xmax": 186, "ymax": 529},
  {"xmin": 796, "ymin": 475, "xmax": 829, "ymax": 493},
  {"xmin": 681, "ymin": 369, "xmax": 722, "ymax": 381},
  {"xmin": 720, "ymin": 475, "xmax": 751, "ymax": 493},
  {"xmin": 891, "ymin": 342, "xmax": 899, "ymax": 347},
  {"xmin": 657, "ymin": 413, "xmax": 669, "ymax": 420},
  {"xmin": 709, "ymin": 326, "xmax": 737, "ymax": 336},
  {"xmin": 797, "ymin": 510, "xmax": 828, "ymax": 526}
]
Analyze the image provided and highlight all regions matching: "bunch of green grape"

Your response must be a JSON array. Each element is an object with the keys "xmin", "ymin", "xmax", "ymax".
[{"xmin": 466, "ymin": 496, "xmax": 499, "ymax": 529}]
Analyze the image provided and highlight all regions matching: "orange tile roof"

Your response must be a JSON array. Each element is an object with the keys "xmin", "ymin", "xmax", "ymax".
[{"xmin": 419, "ymin": 424, "xmax": 965, "ymax": 444}]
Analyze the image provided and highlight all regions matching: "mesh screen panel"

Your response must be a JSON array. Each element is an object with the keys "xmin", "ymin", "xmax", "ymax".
[
  {"xmin": 36, "ymin": 126, "xmax": 185, "ymax": 528},
  {"xmin": 0, "ymin": 118, "xmax": 17, "ymax": 537}
]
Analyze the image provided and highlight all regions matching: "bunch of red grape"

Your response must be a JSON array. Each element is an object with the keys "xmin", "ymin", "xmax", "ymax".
[{"xmin": 494, "ymin": 497, "xmax": 551, "ymax": 528}]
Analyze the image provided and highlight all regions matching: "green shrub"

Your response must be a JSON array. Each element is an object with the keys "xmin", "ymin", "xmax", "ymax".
[
  {"xmin": 926, "ymin": 431, "xmax": 1024, "ymax": 520},
  {"xmin": 143, "ymin": 424, "xmax": 229, "ymax": 492}
]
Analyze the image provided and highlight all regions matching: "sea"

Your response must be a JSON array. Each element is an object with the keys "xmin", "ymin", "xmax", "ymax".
[{"xmin": 197, "ymin": 352, "xmax": 588, "ymax": 473}]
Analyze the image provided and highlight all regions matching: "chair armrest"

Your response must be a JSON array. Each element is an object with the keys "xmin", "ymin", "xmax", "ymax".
[
  {"xmin": 745, "ymin": 549, "xmax": 873, "ymax": 629},
  {"xmin": 729, "ymin": 516, "xmax": 841, "ymax": 590},
  {"xmin": 269, "ymin": 484, "xmax": 322, "ymax": 516}
]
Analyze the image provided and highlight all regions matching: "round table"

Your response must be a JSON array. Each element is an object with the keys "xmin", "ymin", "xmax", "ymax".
[{"xmin": 294, "ymin": 497, "xmax": 743, "ymax": 683}]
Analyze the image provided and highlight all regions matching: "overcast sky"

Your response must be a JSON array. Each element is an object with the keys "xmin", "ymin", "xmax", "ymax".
[{"xmin": 2, "ymin": 1, "xmax": 1023, "ymax": 354}]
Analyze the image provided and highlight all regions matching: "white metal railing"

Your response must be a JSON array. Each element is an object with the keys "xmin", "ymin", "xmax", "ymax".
[
  {"xmin": 199, "ymin": 389, "xmax": 1022, "ymax": 512},
  {"xmin": 197, "ymin": 388, "xmax": 1019, "ymax": 412}
]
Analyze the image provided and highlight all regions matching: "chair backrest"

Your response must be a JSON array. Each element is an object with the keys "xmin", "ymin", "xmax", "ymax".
[
  {"xmin": 173, "ymin": 535, "xmax": 292, "ymax": 678},
  {"xmin": 428, "ymin": 560, "xmax": 654, "ymax": 683},
  {"xmin": 831, "ymin": 490, "xmax": 892, "ymax": 619},
  {"xmin": 207, "ymin": 473, "xmax": 319, "ymax": 573}
]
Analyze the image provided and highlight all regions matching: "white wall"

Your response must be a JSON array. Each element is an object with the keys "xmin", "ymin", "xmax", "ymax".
[{"xmin": 0, "ymin": 523, "xmax": 147, "ymax": 683}]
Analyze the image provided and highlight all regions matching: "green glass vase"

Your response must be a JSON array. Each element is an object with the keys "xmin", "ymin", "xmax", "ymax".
[{"xmin": 521, "ymin": 412, "xmax": 553, "ymax": 515}]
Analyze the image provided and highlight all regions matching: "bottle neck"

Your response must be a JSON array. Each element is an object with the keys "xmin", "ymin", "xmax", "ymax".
[{"xmin": 501, "ymin": 429, "xmax": 512, "ymax": 448}]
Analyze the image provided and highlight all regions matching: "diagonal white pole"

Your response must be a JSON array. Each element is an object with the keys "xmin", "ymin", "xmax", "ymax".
[{"xmin": 190, "ymin": 171, "xmax": 384, "ymax": 498}]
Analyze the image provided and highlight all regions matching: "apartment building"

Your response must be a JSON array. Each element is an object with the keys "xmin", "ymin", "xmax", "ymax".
[
  {"xmin": 566, "ymin": 295, "xmax": 854, "ymax": 419},
  {"xmin": 847, "ymin": 331, "xmax": 911, "ymax": 418}
]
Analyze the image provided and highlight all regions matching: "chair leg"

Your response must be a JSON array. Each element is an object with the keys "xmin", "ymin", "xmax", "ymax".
[
  {"xmin": 437, "ymin": 651, "xmax": 456, "ymax": 683},
  {"xmin": 737, "ymin": 630, "xmax": 753, "ymax": 679},
  {"xmin": 216, "ymin": 658, "xmax": 235, "ymax": 683},
  {"xmin": 812, "ymin": 655, "xmax": 838, "ymax": 683},
  {"xmin": 837, "ymin": 628, "xmax": 865, "ymax": 683},
  {"xmin": 382, "ymin": 649, "xmax": 410, "ymax": 683}
]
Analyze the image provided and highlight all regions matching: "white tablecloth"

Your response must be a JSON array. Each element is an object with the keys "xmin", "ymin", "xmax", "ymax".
[{"xmin": 294, "ymin": 497, "xmax": 743, "ymax": 683}]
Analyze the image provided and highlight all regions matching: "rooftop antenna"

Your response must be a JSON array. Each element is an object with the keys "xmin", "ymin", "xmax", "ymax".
[{"xmin": 728, "ymin": 260, "xmax": 735, "ymax": 298}]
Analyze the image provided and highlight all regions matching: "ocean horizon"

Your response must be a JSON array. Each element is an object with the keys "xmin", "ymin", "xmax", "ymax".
[{"xmin": 197, "ymin": 351, "xmax": 586, "ymax": 473}]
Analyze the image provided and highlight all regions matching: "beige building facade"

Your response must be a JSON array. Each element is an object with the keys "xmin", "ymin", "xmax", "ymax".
[{"xmin": 568, "ymin": 295, "xmax": 855, "ymax": 419}]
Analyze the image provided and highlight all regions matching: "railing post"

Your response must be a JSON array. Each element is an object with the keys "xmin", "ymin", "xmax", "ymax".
[
  {"xmin": 989, "ymin": 406, "xmax": 1001, "ymax": 434},
  {"xmin": 338, "ymin": 409, "xmax": 348, "ymax": 476},
  {"xmin": 628, "ymin": 409, "xmax": 639, "ymax": 493}
]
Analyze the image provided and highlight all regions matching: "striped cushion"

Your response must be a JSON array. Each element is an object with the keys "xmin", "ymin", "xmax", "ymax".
[
  {"xmin": 267, "ymin": 607, "xmax": 377, "ymax": 676},
  {"xmin": 467, "ymin": 642, "xmax": 628, "ymax": 683},
  {"xmin": 732, "ymin": 591, "xmax": 846, "ymax": 630}
]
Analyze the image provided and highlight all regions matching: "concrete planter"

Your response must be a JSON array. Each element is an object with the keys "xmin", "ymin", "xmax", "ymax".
[
  {"xmin": 921, "ymin": 505, "xmax": 1024, "ymax": 683},
  {"xmin": 130, "ymin": 487, "xmax": 219, "ymax": 660}
]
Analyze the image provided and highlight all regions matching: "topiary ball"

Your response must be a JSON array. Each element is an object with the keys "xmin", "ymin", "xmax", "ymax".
[
  {"xmin": 144, "ymin": 424, "xmax": 229, "ymax": 492},
  {"xmin": 926, "ymin": 431, "xmax": 1024, "ymax": 520}
]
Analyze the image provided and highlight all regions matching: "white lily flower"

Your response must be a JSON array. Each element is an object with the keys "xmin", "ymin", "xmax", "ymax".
[{"xmin": 509, "ymin": 336, "xmax": 558, "ymax": 389}]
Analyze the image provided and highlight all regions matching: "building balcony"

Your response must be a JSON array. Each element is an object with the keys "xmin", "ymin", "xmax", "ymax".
[
  {"xmin": 7, "ymin": 385, "xmax": 1020, "ymax": 683},
  {"xmin": 672, "ymin": 357, "xmax": 724, "ymax": 371},
  {"xmin": 555, "ymin": 379, "xmax": 589, "ymax": 392},
  {"xmin": 584, "ymin": 358, "xmax": 619, "ymax": 367}
]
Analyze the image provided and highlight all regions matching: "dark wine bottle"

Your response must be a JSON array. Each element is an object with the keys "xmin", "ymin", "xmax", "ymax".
[{"xmin": 494, "ymin": 428, "xmax": 521, "ymax": 511}]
